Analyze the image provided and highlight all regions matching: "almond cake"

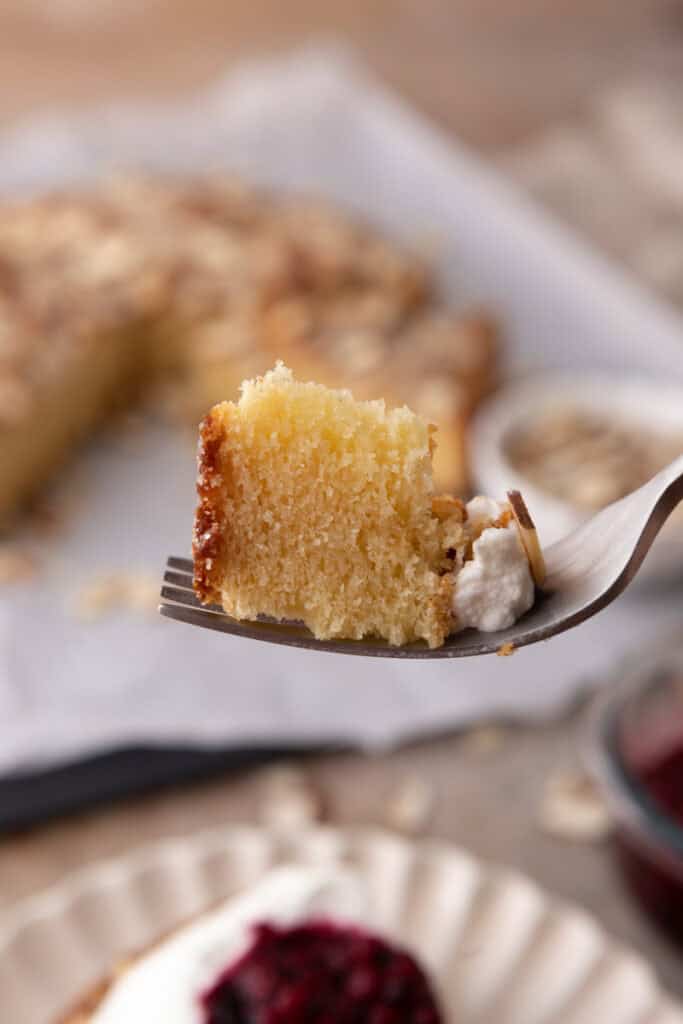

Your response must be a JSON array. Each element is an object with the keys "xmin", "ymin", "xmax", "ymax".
[
  {"xmin": 0, "ymin": 176, "xmax": 497, "ymax": 526},
  {"xmin": 193, "ymin": 365, "xmax": 543, "ymax": 648}
]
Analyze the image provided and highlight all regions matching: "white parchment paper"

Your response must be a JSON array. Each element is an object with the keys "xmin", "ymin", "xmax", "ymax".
[{"xmin": 2, "ymin": 48, "xmax": 682, "ymax": 774}]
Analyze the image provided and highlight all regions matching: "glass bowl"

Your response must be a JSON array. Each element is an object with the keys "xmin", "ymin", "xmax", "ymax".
[
  {"xmin": 469, "ymin": 372, "xmax": 683, "ymax": 587},
  {"xmin": 586, "ymin": 647, "xmax": 683, "ymax": 947}
]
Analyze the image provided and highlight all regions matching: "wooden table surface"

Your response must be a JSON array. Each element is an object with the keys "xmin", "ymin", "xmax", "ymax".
[
  {"xmin": 1, "ymin": 0, "xmax": 682, "ymax": 1006},
  {"xmin": 2, "ymin": 0, "xmax": 682, "ymax": 150}
]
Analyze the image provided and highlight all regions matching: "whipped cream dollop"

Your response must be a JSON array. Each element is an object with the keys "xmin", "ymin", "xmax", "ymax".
[
  {"xmin": 452, "ymin": 497, "xmax": 534, "ymax": 633},
  {"xmin": 92, "ymin": 866, "xmax": 366, "ymax": 1023}
]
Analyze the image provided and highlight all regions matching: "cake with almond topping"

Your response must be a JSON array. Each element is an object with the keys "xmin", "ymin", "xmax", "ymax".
[
  {"xmin": 193, "ymin": 365, "xmax": 542, "ymax": 648},
  {"xmin": 0, "ymin": 177, "xmax": 497, "ymax": 527}
]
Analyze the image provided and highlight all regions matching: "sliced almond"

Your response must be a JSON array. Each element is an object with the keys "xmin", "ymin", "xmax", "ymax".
[
  {"xmin": 461, "ymin": 724, "xmax": 508, "ymax": 755},
  {"xmin": 507, "ymin": 489, "xmax": 546, "ymax": 587},
  {"xmin": 258, "ymin": 765, "xmax": 322, "ymax": 830},
  {"xmin": 385, "ymin": 776, "xmax": 435, "ymax": 835},
  {"xmin": 71, "ymin": 572, "xmax": 159, "ymax": 620},
  {"xmin": 537, "ymin": 769, "xmax": 611, "ymax": 843}
]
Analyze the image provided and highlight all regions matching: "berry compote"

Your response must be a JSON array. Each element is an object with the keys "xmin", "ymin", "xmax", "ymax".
[
  {"xmin": 616, "ymin": 742, "xmax": 683, "ymax": 947},
  {"xmin": 201, "ymin": 919, "xmax": 442, "ymax": 1023}
]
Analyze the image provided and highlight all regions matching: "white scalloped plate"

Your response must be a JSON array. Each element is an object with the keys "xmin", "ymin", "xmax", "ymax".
[{"xmin": 1, "ymin": 827, "xmax": 681, "ymax": 1024}]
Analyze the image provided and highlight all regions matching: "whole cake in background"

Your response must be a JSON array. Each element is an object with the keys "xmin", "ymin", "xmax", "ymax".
[{"xmin": 0, "ymin": 175, "xmax": 498, "ymax": 526}]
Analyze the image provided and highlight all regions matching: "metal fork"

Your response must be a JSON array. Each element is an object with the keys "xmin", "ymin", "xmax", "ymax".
[{"xmin": 159, "ymin": 456, "xmax": 683, "ymax": 658}]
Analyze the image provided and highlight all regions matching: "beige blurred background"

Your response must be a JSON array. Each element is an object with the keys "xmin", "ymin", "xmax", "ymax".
[{"xmin": 0, "ymin": 0, "xmax": 679, "ymax": 147}]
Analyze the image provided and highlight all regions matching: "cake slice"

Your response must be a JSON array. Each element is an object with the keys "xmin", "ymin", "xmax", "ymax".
[{"xmin": 193, "ymin": 365, "xmax": 541, "ymax": 648}]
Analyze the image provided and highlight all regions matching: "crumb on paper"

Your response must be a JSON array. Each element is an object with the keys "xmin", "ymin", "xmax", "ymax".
[
  {"xmin": 497, "ymin": 641, "xmax": 516, "ymax": 657},
  {"xmin": 538, "ymin": 769, "xmax": 612, "ymax": 843},
  {"xmin": 460, "ymin": 724, "xmax": 508, "ymax": 756},
  {"xmin": 385, "ymin": 776, "xmax": 435, "ymax": 835},
  {"xmin": 72, "ymin": 571, "xmax": 159, "ymax": 620},
  {"xmin": 0, "ymin": 545, "xmax": 38, "ymax": 584},
  {"xmin": 258, "ymin": 765, "xmax": 322, "ymax": 830}
]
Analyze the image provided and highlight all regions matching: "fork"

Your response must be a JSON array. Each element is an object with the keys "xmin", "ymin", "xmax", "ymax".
[{"xmin": 159, "ymin": 455, "xmax": 683, "ymax": 658}]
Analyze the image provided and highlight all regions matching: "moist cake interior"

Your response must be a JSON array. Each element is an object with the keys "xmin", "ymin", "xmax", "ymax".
[{"xmin": 194, "ymin": 365, "xmax": 470, "ymax": 648}]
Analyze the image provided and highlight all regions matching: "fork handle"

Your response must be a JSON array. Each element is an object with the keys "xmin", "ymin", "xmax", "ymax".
[
  {"xmin": 628, "ymin": 454, "xmax": 683, "ymax": 581},
  {"xmin": 657, "ymin": 453, "xmax": 683, "ymax": 511}
]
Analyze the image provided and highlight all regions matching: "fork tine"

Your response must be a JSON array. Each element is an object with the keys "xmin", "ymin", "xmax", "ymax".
[
  {"xmin": 160, "ymin": 584, "xmax": 225, "ymax": 613},
  {"xmin": 163, "ymin": 568, "xmax": 194, "ymax": 590},
  {"xmin": 159, "ymin": 602, "xmax": 227, "ymax": 629},
  {"xmin": 157, "ymin": 600, "xmax": 296, "ymax": 639},
  {"xmin": 167, "ymin": 555, "xmax": 194, "ymax": 574},
  {"xmin": 158, "ymin": 570, "xmax": 516, "ymax": 657},
  {"xmin": 158, "ymin": 452, "xmax": 683, "ymax": 658}
]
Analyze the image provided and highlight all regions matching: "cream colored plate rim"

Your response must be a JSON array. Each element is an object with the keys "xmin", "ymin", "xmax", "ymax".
[{"xmin": 0, "ymin": 825, "xmax": 681, "ymax": 1024}]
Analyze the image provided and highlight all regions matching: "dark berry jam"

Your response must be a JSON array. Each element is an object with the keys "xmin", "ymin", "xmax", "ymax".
[
  {"xmin": 201, "ymin": 919, "xmax": 442, "ymax": 1023},
  {"xmin": 641, "ymin": 745, "xmax": 683, "ymax": 826},
  {"xmin": 616, "ymin": 744, "xmax": 683, "ymax": 946}
]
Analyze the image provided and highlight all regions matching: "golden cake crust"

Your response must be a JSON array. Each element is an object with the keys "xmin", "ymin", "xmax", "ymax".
[{"xmin": 193, "ymin": 409, "xmax": 229, "ymax": 605}]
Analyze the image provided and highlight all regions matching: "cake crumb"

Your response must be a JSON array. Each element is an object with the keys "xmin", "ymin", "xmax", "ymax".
[
  {"xmin": 497, "ymin": 641, "xmax": 516, "ymax": 657},
  {"xmin": 385, "ymin": 776, "xmax": 435, "ymax": 835},
  {"xmin": 0, "ymin": 545, "xmax": 37, "ymax": 584},
  {"xmin": 259, "ymin": 765, "xmax": 322, "ymax": 830},
  {"xmin": 72, "ymin": 572, "xmax": 159, "ymax": 620},
  {"xmin": 538, "ymin": 769, "xmax": 611, "ymax": 843},
  {"xmin": 431, "ymin": 494, "xmax": 466, "ymax": 522},
  {"xmin": 461, "ymin": 724, "xmax": 508, "ymax": 756}
]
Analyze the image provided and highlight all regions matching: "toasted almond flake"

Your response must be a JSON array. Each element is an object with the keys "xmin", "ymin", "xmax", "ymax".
[
  {"xmin": 538, "ymin": 769, "xmax": 611, "ymax": 843},
  {"xmin": 507, "ymin": 489, "xmax": 546, "ymax": 586},
  {"xmin": 72, "ymin": 576, "xmax": 120, "ymax": 620},
  {"xmin": 385, "ymin": 776, "xmax": 435, "ymax": 835},
  {"xmin": 72, "ymin": 572, "xmax": 159, "ymax": 620},
  {"xmin": 460, "ymin": 724, "xmax": 508, "ymax": 756},
  {"xmin": 258, "ymin": 765, "xmax": 322, "ymax": 830},
  {"xmin": 124, "ymin": 575, "xmax": 160, "ymax": 614},
  {"xmin": 497, "ymin": 641, "xmax": 516, "ymax": 657}
]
